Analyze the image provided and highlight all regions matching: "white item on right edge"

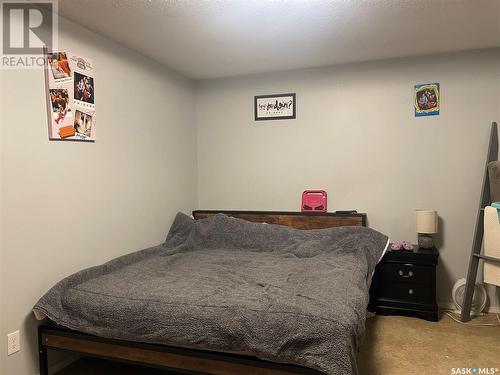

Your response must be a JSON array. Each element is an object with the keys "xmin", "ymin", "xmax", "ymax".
[{"xmin": 484, "ymin": 206, "xmax": 500, "ymax": 287}]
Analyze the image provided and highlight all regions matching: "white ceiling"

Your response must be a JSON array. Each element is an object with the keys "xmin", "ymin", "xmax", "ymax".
[{"xmin": 57, "ymin": 0, "xmax": 500, "ymax": 80}]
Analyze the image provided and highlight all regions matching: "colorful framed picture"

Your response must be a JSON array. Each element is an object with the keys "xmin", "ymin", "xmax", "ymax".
[
  {"xmin": 414, "ymin": 83, "xmax": 440, "ymax": 117},
  {"xmin": 254, "ymin": 93, "xmax": 296, "ymax": 121}
]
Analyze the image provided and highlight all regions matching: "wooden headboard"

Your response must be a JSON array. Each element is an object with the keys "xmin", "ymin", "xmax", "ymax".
[{"xmin": 192, "ymin": 210, "xmax": 367, "ymax": 230}]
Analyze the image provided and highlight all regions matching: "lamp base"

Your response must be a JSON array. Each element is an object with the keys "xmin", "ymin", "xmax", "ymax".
[{"xmin": 418, "ymin": 233, "xmax": 434, "ymax": 249}]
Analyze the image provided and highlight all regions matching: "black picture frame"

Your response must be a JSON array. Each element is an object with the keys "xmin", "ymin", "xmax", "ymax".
[{"xmin": 254, "ymin": 93, "xmax": 296, "ymax": 121}]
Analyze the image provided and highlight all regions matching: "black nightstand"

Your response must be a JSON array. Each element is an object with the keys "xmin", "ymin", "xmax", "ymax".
[{"xmin": 368, "ymin": 246, "xmax": 439, "ymax": 321}]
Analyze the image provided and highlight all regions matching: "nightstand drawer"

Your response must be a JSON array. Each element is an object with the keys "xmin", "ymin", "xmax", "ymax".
[
  {"xmin": 380, "ymin": 262, "xmax": 432, "ymax": 285},
  {"xmin": 378, "ymin": 282, "xmax": 433, "ymax": 304}
]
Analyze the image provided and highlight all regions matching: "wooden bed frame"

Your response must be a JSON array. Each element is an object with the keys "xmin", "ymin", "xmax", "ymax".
[{"xmin": 38, "ymin": 210, "xmax": 366, "ymax": 375}]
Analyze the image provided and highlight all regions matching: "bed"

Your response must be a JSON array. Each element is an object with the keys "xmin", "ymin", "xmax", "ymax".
[{"xmin": 34, "ymin": 210, "xmax": 388, "ymax": 375}]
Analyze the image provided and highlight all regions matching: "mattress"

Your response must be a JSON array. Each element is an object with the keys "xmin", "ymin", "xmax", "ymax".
[{"xmin": 33, "ymin": 212, "xmax": 388, "ymax": 375}]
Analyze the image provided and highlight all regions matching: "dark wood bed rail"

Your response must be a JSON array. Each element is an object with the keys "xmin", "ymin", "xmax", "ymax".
[
  {"xmin": 39, "ymin": 325, "xmax": 321, "ymax": 375},
  {"xmin": 192, "ymin": 210, "xmax": 367, "ymax": 229},
  {"xmin": 39, "ymin": 210, "xmax": 367, "ymax": 375}
]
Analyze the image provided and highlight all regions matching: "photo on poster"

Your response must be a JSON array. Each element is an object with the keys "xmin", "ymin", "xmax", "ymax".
[
  {"xmin": 414, "ymin": 83, "xmax": 440, "ymax": 117},
  {"xmin": 48, "ymin": 52, "xmax": 72, "ymax": 80},
  {"xmin": 49, "ymin": 89, "xmax": 70, "ymax": 112},
  {"xmin": 74, "ymin": 110, "xmax": 93, "ymax": 138},
  {"xmin": 74, "ymin": 72, "xmax": 95, "ymax": 104},
  {"xmin": 49, "ymin": 88, "xmax": 72, "ymax": 124}
]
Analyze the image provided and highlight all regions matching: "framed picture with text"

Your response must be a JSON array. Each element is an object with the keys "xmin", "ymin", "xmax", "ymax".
[{"xmin": 254, "ymin": 93, "xmax": 296, "ymax": 121}]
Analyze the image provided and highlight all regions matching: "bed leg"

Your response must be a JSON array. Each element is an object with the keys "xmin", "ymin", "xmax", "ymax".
[
  {"xmin": 39, "ymin": 347, "xmax": 48, "ymax": 375},
  {"xmin": 38, "ymin": 326, "xmax": 49, "ymax": 375}
]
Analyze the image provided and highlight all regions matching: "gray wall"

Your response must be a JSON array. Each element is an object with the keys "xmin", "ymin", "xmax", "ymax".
[
  {"xmin": 1, "ymin": 13, "xmax": 500, "ymax": 374},
  {"xmin": 196, "ymin": 48, "xmax": 500, "ymax": 309},
  {"xmin": 0, "ymin": 14, "xmax": 198, "ymax": 375}
]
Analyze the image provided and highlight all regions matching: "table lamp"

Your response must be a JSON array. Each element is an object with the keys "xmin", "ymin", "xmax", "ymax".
[{"xmin": 416, "ymin": 209, "xmax": 438, "ymax": 249}]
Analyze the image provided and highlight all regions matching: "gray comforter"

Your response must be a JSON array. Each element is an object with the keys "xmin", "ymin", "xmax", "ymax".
[{"xmin": 33, "ymin": 212, "xmax": 388, "ymax": 375}]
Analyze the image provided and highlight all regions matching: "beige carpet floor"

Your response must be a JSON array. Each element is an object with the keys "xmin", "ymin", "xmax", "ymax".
[
  {"xmin": 357, "ymin": 313, "xmax": 500, "ymax": 375},
  {"xmin": 57, "ymin": 313, "xmax": 500, "ymax": 375}
]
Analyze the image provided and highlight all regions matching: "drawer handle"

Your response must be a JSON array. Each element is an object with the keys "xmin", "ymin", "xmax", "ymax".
[
  {"xmin": 398, "ymin": 270, "xmax": 414, "ymax": 278},
  {"xmin": 408, "ymin": 289, "xmax": 414, "ymax": 295}
]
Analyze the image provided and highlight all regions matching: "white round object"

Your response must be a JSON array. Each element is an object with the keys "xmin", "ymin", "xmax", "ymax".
[{"xmin": 452, "ymin": 278, "xmax": 487, "ymax": 315}]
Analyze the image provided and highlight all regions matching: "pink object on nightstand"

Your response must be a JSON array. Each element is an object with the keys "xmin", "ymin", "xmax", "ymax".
[{"xmin": 301, "ymin": 190, "xmax": 327, "ymax": 212}]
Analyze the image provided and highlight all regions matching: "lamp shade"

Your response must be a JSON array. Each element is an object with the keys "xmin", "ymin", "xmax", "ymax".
[{"xmin": 415, "ymin": 210, "xmax": 438, "ymax": 234}]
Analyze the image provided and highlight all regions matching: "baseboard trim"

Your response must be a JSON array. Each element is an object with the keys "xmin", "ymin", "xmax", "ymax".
[
  {"xmin": 485, "ymin": 306, "xmax": 500, "ymax": 313},
  {"xmin": 438, "ymin": 302, "xmax": 500, "ymax": 314}
]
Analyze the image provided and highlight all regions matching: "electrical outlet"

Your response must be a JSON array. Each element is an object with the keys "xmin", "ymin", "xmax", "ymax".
[{"xmin": 7, "ymin": 331, "xmax": 20, "ymax": 355}]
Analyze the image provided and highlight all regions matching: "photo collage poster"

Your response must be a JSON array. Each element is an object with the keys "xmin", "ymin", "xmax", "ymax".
[{"xmin": 45, "ymin": 51, "xmax": 96, "ymax": 141}]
